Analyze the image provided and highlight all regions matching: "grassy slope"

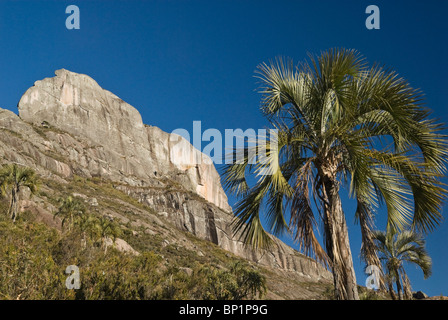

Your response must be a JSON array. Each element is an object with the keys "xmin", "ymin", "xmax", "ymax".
[{"xmin": 0, "ymin": 173, "xmax": 339, "ymax": 300}]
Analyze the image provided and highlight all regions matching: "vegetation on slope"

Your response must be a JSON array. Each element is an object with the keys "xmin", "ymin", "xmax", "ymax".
[{"xmin": 0, "ymin": 172, "xmax": 268, "ymax": 300}]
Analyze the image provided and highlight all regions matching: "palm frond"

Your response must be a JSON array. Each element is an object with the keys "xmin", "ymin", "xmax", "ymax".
[{"xmin": 289, "ymin": 160, "xmax": 329, "ymax": 266}]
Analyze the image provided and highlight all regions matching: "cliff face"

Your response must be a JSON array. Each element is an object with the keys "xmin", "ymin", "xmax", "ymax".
[
  {"xmin": 17, "ymin": 69, "xmax": 231, "ymax": 213},
  {"xmin": 1, "ymin": 69, "xmax": 331, "ymax": 285}
]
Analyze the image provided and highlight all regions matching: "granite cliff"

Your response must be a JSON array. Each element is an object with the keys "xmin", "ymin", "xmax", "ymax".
[{"xmin": 0, "ymin": 69, "xmax": 332, "ymax": 298}]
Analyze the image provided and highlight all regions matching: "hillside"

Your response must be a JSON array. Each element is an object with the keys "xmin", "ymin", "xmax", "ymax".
[{"xmin": 0, "ymin": 69, "xmax": 332, "ymax": 299}]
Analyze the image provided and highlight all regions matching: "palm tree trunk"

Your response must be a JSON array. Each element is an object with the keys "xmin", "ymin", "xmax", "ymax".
[
  {"xmin": 387, "ymin": 278, "xmax": 397, "ymax": 300},
  {"xmin": 7, "ymin": 190, "xmax": 14, "ymax": 218},
  {"xmin": 10, "ymin": 188, "xmax": 18, "ymax": 222},
  {"xmin": 322, "ymin": 173, "xmax": 359, "ymax": 300},
  {"xmin": 400, "ymin": 270, "xmax": 412, "ymax": 300},
  {"xmin": 104, "ymin": 238, "xmax": 108, "ymax": 254},
  {"xmin": 396, "ymin": 278, "xmax": 403, "ymax": 300},
  {"xmin": 81, "ymin": 232, "xmax": 87, "ymax": 249},
  {"xmin": 357, "ymin": 200, "xmax": 386, "ymax": 291}
]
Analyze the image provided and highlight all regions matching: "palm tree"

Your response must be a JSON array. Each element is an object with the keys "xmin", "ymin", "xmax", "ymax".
[
  {"xmin": 371, "ymin": 227, "xmax": 432, "ymax": 300},
  {"xmin": 75, "ymin": 213, "xmax": 99, "ymax": 248},
  {"xmin": 54, "ymin": 196, "xmax": 86, "ymax": 232},
  {"xmin": 222, "ymin": 48, "xmax": 448, "ymax": 299},
  {"xmin": 96, "ymin": 216, "xmax": 121, "ymax": 253},
  {"xmin": 0, "ymin": 164, "xmax": 39, "ymax": 222}
]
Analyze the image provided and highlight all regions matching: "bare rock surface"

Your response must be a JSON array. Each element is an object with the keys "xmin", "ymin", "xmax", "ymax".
[{"xmin": 18, "ymin": 69, "xmax": 231, "ymax": 212}]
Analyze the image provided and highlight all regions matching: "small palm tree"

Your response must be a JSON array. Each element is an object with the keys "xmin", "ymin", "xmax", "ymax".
[
  {"xmin": 372, "ymin": 227, "xmax": 432, "ymax": 300},
  {"xmin": 54, "ymin": 196, "xmax": 86, "ymax": 232},
  {"xmin": 96, "ymin": 216, "xmax": 121, "ymax": 253},
  {"xmin": 223, "ymin": 48, "xmax": 448, "ymax": 299},
  {"xmin": 75, "ymin": 214, "xmax": 99, "ymax": 248},
  {"xmin": 0, "ymin": 164, "xmax": 39, "ymax": 222}
]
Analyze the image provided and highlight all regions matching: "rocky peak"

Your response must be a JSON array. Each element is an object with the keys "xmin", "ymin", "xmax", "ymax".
[
  {"xmin": 18, "ymin": 69, "xmax": 156, "ymax": 179},
  {"xmin": 17, "ymin": 69, "xmax": 231, "ymax": 212}
]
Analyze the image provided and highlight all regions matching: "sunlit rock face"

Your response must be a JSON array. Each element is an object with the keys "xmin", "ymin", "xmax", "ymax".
[
  {"xmin": 18, "ymin": 69, "xmax": 231, "ymax": 212},
  {"xmin": 18, "ymin": 69, "xmax": 157, "ymax": 182}
]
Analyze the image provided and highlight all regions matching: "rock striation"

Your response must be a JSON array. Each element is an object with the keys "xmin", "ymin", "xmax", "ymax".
[{"xmin": 1, "ymin": 69, "xmax": 331, "ymax": 282}]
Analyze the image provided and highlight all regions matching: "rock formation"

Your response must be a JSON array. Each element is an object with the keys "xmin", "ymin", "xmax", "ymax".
[
  {"xmin": 1, "ymin": 69, "xmax": 331, "ymax": 283},
  {"xmin": 18, "ymin": 69, "xmax": 231, "ymax": 212}
]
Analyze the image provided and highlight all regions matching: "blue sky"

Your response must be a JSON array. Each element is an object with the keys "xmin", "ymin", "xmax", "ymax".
[{"xmin": 0, "ymin": 0, "xmax": 447, "ymax": 297}]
